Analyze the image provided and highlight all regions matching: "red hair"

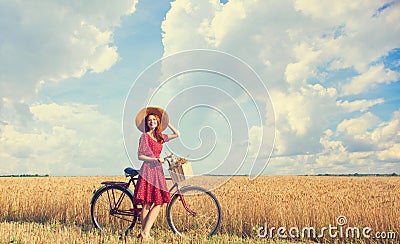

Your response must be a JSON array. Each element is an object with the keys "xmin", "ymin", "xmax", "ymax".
[{"xmin": 145, "ymin": 113, "xmax": 164, "ymax": 143}]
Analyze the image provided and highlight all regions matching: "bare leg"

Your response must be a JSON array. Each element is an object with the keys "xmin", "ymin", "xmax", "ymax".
[
  {"xmin": 141, "ymin": 203, "xmax": 152, "ymax": 228},
  {"xmin": 141, "ymin": 204, "xmax": 162, "ymax": 238}
]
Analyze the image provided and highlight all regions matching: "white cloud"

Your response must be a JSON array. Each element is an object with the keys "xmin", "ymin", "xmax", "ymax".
[
  {"xmin": 341, "ymin": 65, "xmax": 400, "ymax": 95},
  {"xmin": 248, "ymin": 125, "xmax": 262, "ymax": 158},
  {"xmin": 294, "ymin": 0, "xmax": 377, "ymax": 20},
  {"xmin": 162, "ymin": 0, "xmax": 220, "ymax": 54},
  {"xmin": 314, "ymin": 110, "xmax": 400, "ymax": 173},
  {"xmin": 199, "ymin": 0, "xmax": 251, "ymax": 47},
  {"xmin": 337, "ymin": 112, "xmax": 380, "ymax": 136},
  {"xmin": 371, "ymin": 111, "xmax": 400, "ymax": 142},
  {"xmin": 317, "ymin": 129, "xmax": 349, "ymax": 164},
  {"xmin": 0, "ymin": 1, "xmax": 137, "ymax": 175},
  {"xmin": 161, "ymin": 0, "xmax": 400, "ymax": 175},
  {"xmin": 377, "ymin": 144, "xmax": 400, "ymax": 161},
  {"xmin": 295, "ymin": 0, "xmax": 400, "ymax": 72},
  {"xmin": 4, "ymin": 0, "xmax": 398, "ymax": 176},
  {"xmin": 285, "ymin": 43, "xmax": 322, "ymax": 86},
  {"xmin": 0, "ymin": 103, "xmax": 125, "ymax": 176},
  {"xmin": 0, "ymin": 0, "xmax": 137, "ymax": 100},
  {"xmin": 271, "ymin": 84, "xmax": 337, "ymax": 155},
  {"xmin": 337, "ymin": 98, "xmax": 384, "ymax": 112},
  {"xmin": 336, "ymin": 112, "xmax": 381, "ymax": 152},
  {"xmin": 69, "ymin": 21, "xmax": 120, "ymax": 75}
]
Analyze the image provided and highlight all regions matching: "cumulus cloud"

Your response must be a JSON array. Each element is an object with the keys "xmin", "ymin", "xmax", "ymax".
[
  {"xmin": 0, "ymin": 1, "xmax": 137, "ymax": 175},
  {"xmin": 270, "ymin": 83, "xmax": 338, "ymax": 156},
  {"xmin": 285, "ymin": 43, "xmax": 322, "ymax": 87},
  {"xmin": 0, "ymin": 103, "xmax": 124, "ymax": 176},
  {"xmin": 294, "ymin": 0, "xmax": 400, "ymax": 72},
  {"xmin": 377, "ymin": 144, "xmax": 400, "ymax": 161},
  {"xmin": 2, "ymin": 0, "xmax": 398, "ymax": 176},
  {"xmin": 0, "ymin": 0, "xmax": 137, "ymax": 100},
  {"xmin": 161, "ymin": 0, "xmax": 219, "ymax": 54},
  {"xmin": 341, "ymin": 65, "xmax": 400, "ymax": 95},
  {"xmin": 337, "ymin": 98, "xmax": 385, "ymax": 112},
  {"xmin": 336, "ymin": 112, "xmax": 381, "ymax": 152},
  {"xmin": 331, "ymin": 109, "xmax": 399, "ymax": 161},
  {"xmin": 314, "ymin": 110, "xmax": 400, "ymax": 173},
  {"xmin": 161, "ymin": 0, "xmax": 400, "ymax": 174}
]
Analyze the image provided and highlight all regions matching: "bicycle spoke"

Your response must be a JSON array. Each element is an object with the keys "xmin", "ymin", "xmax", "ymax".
[
  {"xmin": 91, "ymin": 186, "xmax": 137, "ymax": 234},
  {"xmin": 167, "ymin": 186, "xmax": 221, "ymax": 238}
]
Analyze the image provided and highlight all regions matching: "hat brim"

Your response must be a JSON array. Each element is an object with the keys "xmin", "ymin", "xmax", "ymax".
[{"xmin": 135, "ymin": 107, "xmax": 169, "ymax": 132}]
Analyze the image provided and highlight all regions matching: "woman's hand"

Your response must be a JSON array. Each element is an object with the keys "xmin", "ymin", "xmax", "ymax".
[
  {"xmin": 166, "ymin": 123, "xmax": 180, "ymax": 140},
  {"xmin": 157, "ymin": 157, "xmax": 165, "ymax": 164}
]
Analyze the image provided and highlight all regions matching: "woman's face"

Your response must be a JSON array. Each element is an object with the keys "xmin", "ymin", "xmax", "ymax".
[{"xmin": 147, "ymin": 114, "xmax": 158, "ymax": 130}]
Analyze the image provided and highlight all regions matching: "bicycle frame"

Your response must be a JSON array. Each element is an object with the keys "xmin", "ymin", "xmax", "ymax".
[
  {"xmin": 166, "ymin": 178, "xmax": 196, "ymax": 216},
  {"xmin": 100, "ymin": 175, "xmax": 196, "ymax": 218},
  {"xmin": 99, "ymin": 179, "xmax": 139, "ymax": 218}
]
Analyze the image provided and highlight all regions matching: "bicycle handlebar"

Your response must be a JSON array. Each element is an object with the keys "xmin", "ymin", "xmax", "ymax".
[{"xmin": 164, "ymin": 154, "xmax": 174, "ymax": 167}]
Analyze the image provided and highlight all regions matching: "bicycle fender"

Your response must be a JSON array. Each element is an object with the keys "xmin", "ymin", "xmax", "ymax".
[
  {"xmin": 124, "ymin": 187, "xmax": 135, "ymax": 197},
  {"xmin": 91, "ymin": 185, "xmax": 107, "ymax": 204}
]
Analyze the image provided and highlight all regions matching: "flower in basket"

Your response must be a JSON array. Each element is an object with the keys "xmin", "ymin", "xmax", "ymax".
[
  {"xmin": 168, "ymin": 156, "xmax": 193, "ymax": 182},
  {"xmin": 176, "ymin": 157, "xmax": 188, "ymax": 166}
]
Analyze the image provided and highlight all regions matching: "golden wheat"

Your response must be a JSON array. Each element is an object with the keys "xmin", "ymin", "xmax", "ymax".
[{"xmin": 0, "ymin": 176, "xmax": 398, "ymax": 243}]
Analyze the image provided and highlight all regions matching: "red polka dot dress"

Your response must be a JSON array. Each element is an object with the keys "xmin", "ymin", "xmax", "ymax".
[{"xmin": 133, "ymin": 133, "xmax": 171, "ymax": 205}]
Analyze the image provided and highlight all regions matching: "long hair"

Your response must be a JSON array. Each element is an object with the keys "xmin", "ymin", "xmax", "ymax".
[{"xmin": 144, "ymin": 113, "xmax": 164, "ymax": 143}]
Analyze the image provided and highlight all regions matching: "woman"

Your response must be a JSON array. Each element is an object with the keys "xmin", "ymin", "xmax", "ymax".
[{"xmin": 133, "ymin": 107, "xmax": 179, "ymax": 241}]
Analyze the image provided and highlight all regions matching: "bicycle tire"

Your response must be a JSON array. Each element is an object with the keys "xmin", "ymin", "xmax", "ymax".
[
  {"xmin": 166, "ymin": 186, "xmax": 222, "ymax": 238},
  {"xmin": 91, "ymin": 185, "xmax": 138, "ymax": 234}
]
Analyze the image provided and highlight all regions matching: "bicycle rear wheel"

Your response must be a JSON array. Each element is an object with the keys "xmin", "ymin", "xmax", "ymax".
[
  {"xmin": 166, "ymin": 186, "xmax": 222, "ymax": 238},
  {"xmin": 91, "ymin": 185, "xmax": 137, "ymax": 234}
]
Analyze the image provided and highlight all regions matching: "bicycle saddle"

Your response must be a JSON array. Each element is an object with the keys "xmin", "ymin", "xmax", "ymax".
[{"xmin": 124, "ymin": 167, "xmax": 139, "ymax": 177}]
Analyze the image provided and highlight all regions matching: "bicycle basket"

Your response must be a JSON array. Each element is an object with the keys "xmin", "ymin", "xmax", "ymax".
[{"xmin": 168, "ymin": 161, "xmax": 193, "ymax": 182}]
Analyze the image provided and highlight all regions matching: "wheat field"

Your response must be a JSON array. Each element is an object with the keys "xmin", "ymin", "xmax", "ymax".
[{"xmin": 0, "ymin": 175, "xmax": 399, "ymax": 243}]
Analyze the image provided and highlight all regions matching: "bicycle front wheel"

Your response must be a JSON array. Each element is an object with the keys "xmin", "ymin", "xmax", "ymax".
[
  {"xmin": 91, "ymin": 185, "xmax": 137, "ymax": 235},
  {"xmin": 166, "ymin": 186, "xmax": 222, "ymax": 238}
]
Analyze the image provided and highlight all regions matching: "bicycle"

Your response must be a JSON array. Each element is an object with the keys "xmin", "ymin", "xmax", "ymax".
[{"xmin": 90, "ymin": 154, "xmax": 222, "ymax": 238}]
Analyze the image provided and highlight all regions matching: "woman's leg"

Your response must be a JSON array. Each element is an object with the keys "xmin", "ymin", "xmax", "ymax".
[
  {"xmin": 141, "ymin": 204, "xmax": 162, "ymax": 237},
  {"xmin": 141, "ymin": 203, "xmax": 153, "ymax": 229}
]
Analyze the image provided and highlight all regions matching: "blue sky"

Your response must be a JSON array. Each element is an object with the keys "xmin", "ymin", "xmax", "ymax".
[
  {"xmin": 36, "ymin": 1, "xmax": 171, "ymax": 118},
  {"xmin": 0, "ymin": 0, "xmax": 399, "ymax": 176}
]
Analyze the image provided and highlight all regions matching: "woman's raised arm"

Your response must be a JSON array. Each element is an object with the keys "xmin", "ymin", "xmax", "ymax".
[{"xmin": 166, "ymin": 123, "xmax": 179, "ymax": 140}]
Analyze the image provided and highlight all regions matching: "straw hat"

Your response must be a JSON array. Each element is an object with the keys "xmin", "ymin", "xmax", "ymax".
[{"xmin": 135, "ymin": 107, "xmax": 169, "ymax": 132}]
